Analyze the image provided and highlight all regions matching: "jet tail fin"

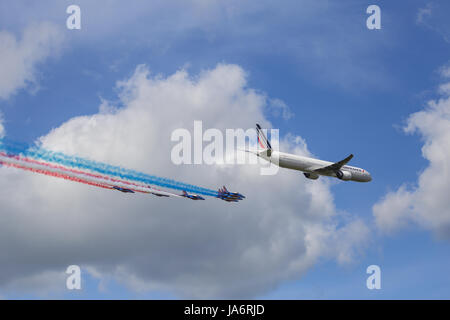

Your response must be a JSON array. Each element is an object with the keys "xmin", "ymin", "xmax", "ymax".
[
  {"xmin": 256, "ymin": 124, "xmax": 272, "ymax": 156},
  {"xmin": 237, "ymin": 124, "xmax": 272, "ymax": 158},
  {"xmin": 256, "ymin": 124, "xmax": 272, "ymax": 150}
]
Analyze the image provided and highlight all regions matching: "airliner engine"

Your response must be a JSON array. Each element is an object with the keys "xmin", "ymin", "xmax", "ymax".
[
  {"xmin": 303, "ymin": 172, "xmax": 319, "ymax": 180},
  {"xmin": 335, "ymin": 170, "xmax": 352, "ymax": 180}
]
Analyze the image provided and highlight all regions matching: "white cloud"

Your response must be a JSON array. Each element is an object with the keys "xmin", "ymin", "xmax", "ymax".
[
  {"xmin": 330, "ymin": 219, "xmax": 370, "ymax": 265},
  {"xmin": 0, "ymin": 114, "xmax": 4, "ymax": 138},
  {"xmin": 438, "ymin": 82, "xmax": 450, "ymax": 96},
  {"xmin": 0, "ymin": 22, "xmax": 63, "ymax": 100},
  {"xmin": 416, "ymin": 2, "xmax": 450, "ymax": 43},
  {"xmin": 268, "ymin": 98, "xmax": 293, "ymax": 120},
  {"xmin": 416, "ymin": 3, "xmax": 432, "ymax": 24},
  {"xmin": 0, "ymin": 64, "xmax": 368, "ymax": 298},
  {"xmin": 440, "ymin": 65, "xmax": 450, "ymax": 78},
  {"xmin": 373, "ymin": 70, "xmax": 450, "ymax": 239}
]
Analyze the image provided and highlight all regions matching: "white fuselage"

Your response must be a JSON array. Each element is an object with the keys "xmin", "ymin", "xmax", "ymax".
[{"xmin": 260, "ymin": 151, "xmax": 372, "ymax": 182}]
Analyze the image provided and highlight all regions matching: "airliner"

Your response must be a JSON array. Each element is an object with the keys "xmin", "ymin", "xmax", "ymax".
[{"xmin": 250, "ymin": 124, "xmax": 372, "ymax": 182}]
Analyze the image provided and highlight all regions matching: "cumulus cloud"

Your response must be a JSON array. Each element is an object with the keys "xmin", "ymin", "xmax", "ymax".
[
  {"xmin": 0, "ymin": 22, "xmax": 63, "ymax": 99},
  {"xmin": 0, "ymin": 64, "xmax": 368, "ymax": 298},
  {"xmin": 373, "ymin": 66, "xmax": 450, "ymax": 239}
]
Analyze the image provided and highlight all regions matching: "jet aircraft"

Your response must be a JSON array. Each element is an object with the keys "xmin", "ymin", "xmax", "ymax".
[{"xmin": 248, "ymin": 124, "xmax": 372, "ymax": 182}]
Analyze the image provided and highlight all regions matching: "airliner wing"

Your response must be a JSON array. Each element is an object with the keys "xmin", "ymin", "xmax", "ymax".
[{"xmin": 313, "ymin": 154, "xmax": 353, "ymax": 174}]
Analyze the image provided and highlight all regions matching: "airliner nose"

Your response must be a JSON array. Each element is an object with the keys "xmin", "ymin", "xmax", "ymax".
[{"xmin": 366, "ymin": 172, "xmax": 372, "ymax": 182}]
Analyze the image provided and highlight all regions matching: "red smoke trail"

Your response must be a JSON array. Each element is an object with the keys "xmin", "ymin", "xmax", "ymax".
[
  {"xmin": 0, "ymin": 160, "xmax": 113, "ymax": 190},
  {"xmin": 4, "ymin": 153, "xmax": 159, "ymax": 193}
]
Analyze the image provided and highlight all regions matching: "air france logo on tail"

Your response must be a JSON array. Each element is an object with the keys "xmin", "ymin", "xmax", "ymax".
[{"xmin": 256, "ymin": 123, "xmax": 272, "ymax": 150}]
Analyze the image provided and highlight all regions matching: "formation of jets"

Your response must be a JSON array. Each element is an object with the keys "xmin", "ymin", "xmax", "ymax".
[
  {"xmin": 216, "ymin": 186, "xmax": 246, "ymax": 202},
  {"xmin": 0, "ymin": 151, "xmax": 244, "ymax": 202},
  {"xmin": 110, "ymin": 184, "xmax": 245, "ymax": 202}
]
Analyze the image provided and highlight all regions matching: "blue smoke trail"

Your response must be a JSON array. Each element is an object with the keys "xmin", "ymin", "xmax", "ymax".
[{"xmin": 0, "ymin": 138, "xmax": 218, "ymax": 197}]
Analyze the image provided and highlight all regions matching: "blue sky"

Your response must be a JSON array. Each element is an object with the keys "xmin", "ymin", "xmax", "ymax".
[{"xmin": 1, "ymin": 0, "xmax": 450, "ymax": 299}]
